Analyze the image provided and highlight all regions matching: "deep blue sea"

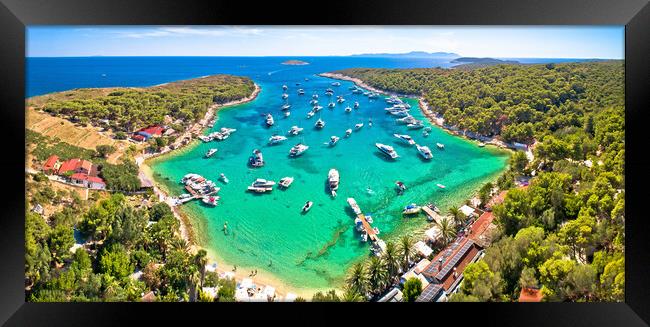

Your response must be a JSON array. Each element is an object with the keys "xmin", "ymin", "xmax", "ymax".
[{"xmin": 26, "ymin": 56, "xmax": 589, "ymax": 97}]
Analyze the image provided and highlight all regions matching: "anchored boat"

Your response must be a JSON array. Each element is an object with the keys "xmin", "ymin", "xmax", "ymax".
[
  {"xmin": 328, "ymin": 136, "xmax": 340, "ymax": 146},
  {"xmin": 249, "ymin": 149, "xmax": 264, "ymax": 167},
  {"xmin": 416, "ymin": 144, "xmax": 433, "ymax": 160},
  {"xmin": 394, "ymin": 134, "xmax": 415, "ymax": 145},
  {"xmin": 268, "ymin": 135, "xmax": 288, "ymax": 145},
  {"xmin": 288, "ymin": 126, "xmax": 304, "ymax": 135},
  {"xmin": 403, "ymin": 203, "xmax": 421, "ymax": 215},
  {"xmin": 279, "ymin": 177, "xmax": 294, "ymax": 188},
  {"xmin": 205, "ymin": 148, "xmax": 218, "ymax": 158},
  {"xmin": 315, "ymin": 118, "xmax": 326, "ymax": 129},
  {"xmin": 302, "ymin": 201, "xmax": 314, "ymax": 213},
  {"xmin": 328, "ymin": 168, "xmax": 340, "ymax": 197},
  {"xmin": 289, "ymin": 143, "xmax": 309, "ymax": 157},
  {"xmin": 375, "ymin": 143, "xmax": 399, "ymax": 159}
]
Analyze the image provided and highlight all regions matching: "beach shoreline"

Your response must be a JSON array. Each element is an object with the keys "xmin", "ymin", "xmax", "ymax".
[{"xmin": 138, "ymin": 82, "xmax": 328, "ymax": 299}]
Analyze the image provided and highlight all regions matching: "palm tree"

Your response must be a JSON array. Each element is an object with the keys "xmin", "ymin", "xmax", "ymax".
[
  {"xmin": 366, "ymin": 256, "xmax": 389, "ymax": 295},
  {"xmin": 193, "ymin": 249, "xmax": 208, "ymax": 287},
  {"xmin": 399, "ymin": 235, "xmax": 416, "ymax": 272},
  {"xmin": 436, "ymin": 216, "xmax": 457, "ymax": 246},
  {"xmin": 187, "ymin": 266, "xmax": 201, "ymax": 302},
  {"xmin": 448, "ymin": 205, "xmax": 467, "ymax": 227},
  {"xmin": 382, "ymin": 241, "xmax": 400, "ymax": 283},
  {"xmin": 341, "ymin": 286, "xmax": 365, "ymax": 302},
  {"xmin": 346, "ymin": 262, "xmax": 368, "ymax": 296},
  {"xmin": 170, "ymin": 238, "xmax": 189, "ymax": 253}
]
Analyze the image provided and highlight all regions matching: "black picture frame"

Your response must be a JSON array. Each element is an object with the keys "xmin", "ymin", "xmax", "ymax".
[{"xmin": 1, "ymin": 0, "xmax": 648, "ymax": 326}]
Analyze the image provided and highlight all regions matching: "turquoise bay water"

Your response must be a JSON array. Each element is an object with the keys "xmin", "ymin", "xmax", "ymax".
[
  {"xmin": 150, "ymin": 75, "xmax": 509, "ymax": 291},
  {"xmin": 26, "ymin": 56, "xmax": 510, "ymax": 292}
]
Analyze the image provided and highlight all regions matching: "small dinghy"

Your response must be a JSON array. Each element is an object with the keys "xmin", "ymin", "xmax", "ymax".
[{"xmin": 302, "ymin": 201, "xmax": 314, "ymax": 213}]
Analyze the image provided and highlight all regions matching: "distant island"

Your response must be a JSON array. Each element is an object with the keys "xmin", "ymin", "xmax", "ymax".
[
  {"xmin": 451, "ymin": 57, "xmax": 519, "ymax": 64},
  {"xmin": 351, "ymin": 51, "xmax": 460, "ymax": 59},
  {"xmin": 282, "ymin": 60, "xmax": 309, "ymax": 65}
]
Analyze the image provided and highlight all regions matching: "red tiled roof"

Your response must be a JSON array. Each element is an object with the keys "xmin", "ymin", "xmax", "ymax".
[
  {"xmin": 86, "ymin": 176, "xmax": 105, "ymax": 184},
  {"xmin": 487, "ymin": 190, "xmax": 508, "ymax": 208},
  {"xmin": 132, "ymin": 134, "xmax": 146, "ymax": 142},
  {"xmin": 43, "ymin": 155, "xmax": 59, "ymax": 170},
  {"xmin": 519, "ymin": 287, "xmax": 543, "ymax": 302},
  {"xmin": 140, "ymin": 126, "xmax": 164, "ymax": 136},
  {"xmin": 58, "ymin": 158, "xmax": 80, "ymax": 174},
  {"xmin": 76, "ymin": 160, "xmax": 92, "ymax": 172},
  {"xmin": 70, "ymin": 173, "xmax": 105, "ymax": 185},
  {"xmin": 469, "ymin": 211, "xmax": 494, "ymax": 241}
]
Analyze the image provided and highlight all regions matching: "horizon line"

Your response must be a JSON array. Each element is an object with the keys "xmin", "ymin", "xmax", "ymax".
[{"xmin": 25, "ymin": 55, "xmax": 623, "ymax": 60}]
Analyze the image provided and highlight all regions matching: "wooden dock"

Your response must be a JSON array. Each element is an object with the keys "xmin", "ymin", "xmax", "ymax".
[
  {"xmin": 422, "ymin": 206, "xmax": 443, "ymax": 224},
  {"xmin": 347, "ymin": 198, "xmax": 378, "ymax": 242}
]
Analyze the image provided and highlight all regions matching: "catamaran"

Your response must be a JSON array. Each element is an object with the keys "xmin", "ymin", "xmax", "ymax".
[
  {"xmin": 289, "ymin": 143, "xmax": 309, "ymax": 157},
  {"xmin": 328, "ymin": 102, "xmax": 335, "ymax": 108},
  {"xmin": 202, "ymin": 195, "xmax": 220, "ymax": 206},
  {"xmin": 416, "ymin": 144, "xmax": 433, "ymax": 160},
  {"xmin": 337, "ymin": 97, "xmax": 345, "ymax": 104},
  {"xmin": 266, "ymin": 114, "xmax": 275, "ymax": 127},
  {"xmin": 345, "ymin": 129, "xmax": 352, "ymax": 137},
  {"xmin": 268, "ymin": 135, "xmax": 288, "ymax": 145},
  {"xmin": 306, "ymin": 111, "xmax": 315, "ymax": 119},
  {"xmin": 279, "ymin": 177, "xmax": 294, "ymax": 188},
  {"xmin": 328, "ymin": 168, "xmax": 340, "ymax": 197},
  {"xmin": 315, "ymin": 118, "xmax": 326, "ymax": 129},
  {"xmin": 298, "ymin": 89, "xmax": 305, "ymax": 95},
  {"xmin": 312, "ymin": 94, "xmax": 318, "ymax": 99},
  {"xmin": 345, "ymin": 106, "xmax": 352, "ymax": 113},
  {"xmin": 219, "ymin": 173, "xmax": 229, "ymax": 184},
  {"xmin": 375, "ymin": 143, "xmax": 399, "ymax": 159},
  {"xmin": 288, "ymin": 126, "xmax": 304, "ymax": 135},
  {"xmin": 249, "ymin": 149, "xmax": 264, "ymax": 167},
  {"xmin": 393, "ymin": 134, "xmax": 415, "ymax": 145},
  {"xmin": 205, "ymin": 148, "xmax": 218, "ymax": 158},
  {"xmin": 328, "ymin": 136, "xmax": 340, "ymax": 146}
]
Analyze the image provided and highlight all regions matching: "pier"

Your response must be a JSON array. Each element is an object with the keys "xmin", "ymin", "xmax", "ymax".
[
  {"xmin": 422, "ymin": 205, "xmax": 443, "ymax": 224},
  {"xmin": 347, "ymin": 198, "xmax": 378, "ymax": 242}
]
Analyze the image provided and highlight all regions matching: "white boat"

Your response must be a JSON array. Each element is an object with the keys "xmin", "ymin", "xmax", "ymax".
[
  {"xmin": 395, "ymin": 181, "xmax": 406, "ymax": 193},
  {"xmin": 396, "ymin": 116, "xmax": 417, "ymax": 125},
  {"xmin": 306, "ymin": 111, "xmax": 315, "ymax": 119},
  {"xmin": 302, "ymin": 201, "xmax": 314, "ymax": 213},
  {"xmin": 328, "ymin": 168, "xmax": 340, "ymax": 197},
  {"xmin": 345, "ymin": 129, "xmax": 352, "ymax": 137},
  {"xmin": 403, "ymin": 203, "xmax": 421, "ymax": 215},
  {"xmin": 315, "ymin": 119, "xmax": 326, "ymax": 129},
  {"xmin": 368, "ymin": 93, "xmax": 379, "ymax": 99},
  {"xmin": 328, "ymin": 102, "xmax": 335, "ymax": 108},
  {"xmin": 375, "ymin": 143, "xmax": 399, "ymax": 159},
  {"xmin": 312, "ymin": 94, "xmax": 318, "ymax": 99},
  {"xmin": 219, "ymin": 173, "xmax": 229, "ymax": 184},
  {"xmin": 252, "ymin": 178, "xmax": 276, "ymax": 188},
  {"xmin": 282, "ymin": 85, "xmax": 288, "ymax": 90},
  {"xmin": 268, "ymin": 135, "xmax": 288, "ymax": 145},
  {"xmin": 266, "ymin": 114, "xmax": 274, "ymax": 126},
  {"xmin": 355, "ymin": 123, "xmax": 364, "ymax": 130},
  {"xmin": 416, "ymin": 144, "xmax": 433, "ymax": 160},
  {"xmin": 281, "ymin": 104, "xmax": 291, "ymax": 111},
  {"xmin": 198, "ymin": 135, "xmax": 213, "ymax": 142},
  {"xmin": 437, "ymin": 183, "xmax": 446, "ymax": 189},
  {"xmin": 249, "ymin": 149, "xmax": 264, "ymax": 167},
  {"xmin": 282, "ymin": 93, "xmax": 289, "ymax": 100},
  {"xmin": 284, "ymin": 111, "xmax": 291, "ymax": 118},
  {"xmin": 331, "ymin": 82, "xmax": 341, "ymax": 86},
  {"xmin": 337, "ymin": 97, "xmax": 345, "ymax": 104},
  {"xmin": 279, "ymin": 177, "xmax": 294, "ymax": 188},
  {"xmin": 248, "ymin": 186, "xmax": 273, "ymax": 193},
  {"xmin": 205, "ymin": 148, "xmax": 218, "ymax": 158},
  {"xmin": 288, "ymin": 126, "xmax": 304, "ymax": 135},
  {"xmin": 393, "ymin": 134, "xmax": 415, "ymax": 145},
  {"xmin": 360, "ymin": 232, "xmax": 368, "ymax": 242},
  {"xmin": 328, "ymin": 136, "xmax": 340, "ymax": 146},
  {"xmin": 202, "ymin": 195, "xmax": 220, "ymax": 206},
  {"xmin": 310, "ymin": 99, "xmax": 319, "ymax": 105},
  {"xmin": 423, "ymin": 131, "xmax": 429, "ymax": 137},
  {"xmin": 344, "ymin": 106, "xmax": 352, "ymax": 113},
  {"xmin": 368, "ymin": 118, "xmax": 373, "ymax": 127},
  {"xmin": 354, "ymin": 102, "xmax": 359, "ymax": 109},
  {"xmin": 407, "ymin": 121, "xmax": 424, "ymax": 129},
  {"xmin": 313, "ymin": 105, "xmax": 323, "ymax": 111},
  {"xmin": 298, "ymin": 89, "xmax": 305, "ymax": 95},
  {"xmin": 478, "ymin": 142, "xmax": 486, "ymax": 147},
  {"xmin": 289, "ymin": 143, "xmax": 309, "ymax": 157},
  {"xmin": 436, "ymin": 143, "xmax": 445, "ymax": 149},
  {"xmin": 388, "ymin": 110, "xmax": 410, "ymax": 117}
]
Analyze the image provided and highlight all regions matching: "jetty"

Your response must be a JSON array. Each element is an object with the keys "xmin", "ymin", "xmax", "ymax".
[
  {"xmin": 347, "ymin": 198, "xmax": 378, "ymax": 242},
  {"xmin": 422, "ymin": 205, "xmax": 443, "ymax": 224}
]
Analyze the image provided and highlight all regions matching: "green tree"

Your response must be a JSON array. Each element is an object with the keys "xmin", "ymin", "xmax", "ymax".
[
  {"xmin": 312, "ymin": 289, "xmax": 340, "ymax": 302},
  {"xmin": 99, "ymin": 243, "xmax": 134, "ymax": 280},
  {"xmin": 346, "ymin": 262, "xmax": 368, "ymax": 296},
  {"xmin": 402, "ymin": 277, "xmax": 423, "ymax": 302},
  {"xmin": 96, "ymin": 144, "xmax": 116, "ymax": 158},
  {"xmin": 366, "ymin": 256, "xmax": 388, "ymax": 295},
  {"xmin": 398, "ymin": 235, "xmax": 416, "ymax": 272},
  {"xmin": 48, "ymin": 225, "xmax": 75, "ymax": 264}
]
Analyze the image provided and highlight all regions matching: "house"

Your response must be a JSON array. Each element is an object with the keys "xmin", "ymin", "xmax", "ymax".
[
  {"xmin": 131, "ymin": 134, "xmax": 147, "ymax": 143},
  {"xmin": 414, "ymin": 241, "xmax": 434, "ymax": 258},
  {"xmin": 57, "ymin": 158, "xmax": 92, "ymax": 175},
  {"xmin": 415, "ymin": 283, "xmax": 447, "ymax": 302},
  {"xmin": 135, "ymin": 125, "xmax": 165, "ymax": 141},
  {"xmin": 420, "ymin": 238, "xmax": 483, "ymax": 293},
  {"xmin": 42, "ymin": 155, "xmax": 60, "ymax": 174},
  {"xmin": 70, "ymin": 173, "xmax": 106, "ymax": 189},
  {"xmin": 459, "ymin": 204, "xmax": 476, "ymax": 218},
  {"xmin": 424, "ymin": 225, "xmax": 442, "ymax": 243},
  {"xmin": 519, "ymin": 287, "xmax": 543, "ymax": 302}
]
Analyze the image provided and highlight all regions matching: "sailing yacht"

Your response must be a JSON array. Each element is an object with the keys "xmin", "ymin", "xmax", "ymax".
[
  {"xmin": 288, "ymin": 126, "xmax": 304, "ymax": 135},
  {"xmin": 345, "ymin": 106, "xmax": 352, "ymax": 113},
  {"xmin": 345, "ymin": 129, "xmax": 352, "ymax": 137},
  {"xmin": 315, "ymin": 118, "xmax": 326, "ymax": 129},
  {"xmin": 306, "ymin": 111, "xmax": 315, "ymax": 119},
  {"xmin": 205, "ymin": 148, "xmax": 218, "ymax": 158},
  {"xmin": 375, "ymin": 143, "xmax": 399, "ymax": 159},
  {"xmin": 436, "ymin": 143, "xmax": 445, "ymax": 149},
  {"xmin": 265, "ymin": 114, "xmax": 274, "ymax": 126},
  {"xmin": 416, "ymin": 144, "xmax": 433, "ymax": 160},
  {"xmin": 298, "ymin": 89, "xmax": 305, "ymax": 95},
  {"xmin": 219, "ymin": 173, "xmax": 229, "ymax": 184},
  {"xmin": 328, "ymin": 136, "xmax": 340, "ymax": 146},
  {"xmin": 282, "ymin": 93, "xmax": 289, "ymax": 100}
]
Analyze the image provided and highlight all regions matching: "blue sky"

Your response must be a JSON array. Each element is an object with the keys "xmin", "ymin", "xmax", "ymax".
[{"xmin": 27, "ymin": 26, "xmax": 624, "ymax": 59}]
